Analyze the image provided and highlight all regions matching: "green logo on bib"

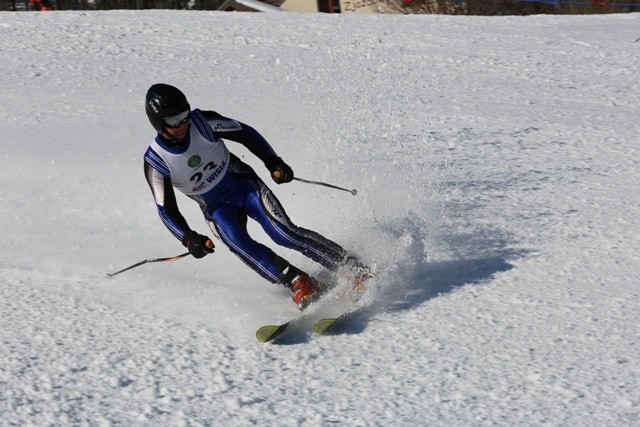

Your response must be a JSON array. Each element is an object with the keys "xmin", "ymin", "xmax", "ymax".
[{"xmin": 188, "ymin": 155, "xmax": 202, "ymax": 168}]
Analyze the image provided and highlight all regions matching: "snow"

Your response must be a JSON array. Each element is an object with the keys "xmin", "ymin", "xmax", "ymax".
[{"xmin": 2, "ymin": 9, "xmax": 640, "ymax": 426}]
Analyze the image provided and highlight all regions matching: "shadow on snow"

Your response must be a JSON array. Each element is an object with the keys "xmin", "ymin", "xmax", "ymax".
[{"xmin": 329, "ymin": 214, "xmax": 530, "ymax": 337}]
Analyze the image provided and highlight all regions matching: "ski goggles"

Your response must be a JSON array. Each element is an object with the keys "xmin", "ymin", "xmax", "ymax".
[{"xmin": 163, "ymin": 110, "xmax": 190, "ymax": 128}]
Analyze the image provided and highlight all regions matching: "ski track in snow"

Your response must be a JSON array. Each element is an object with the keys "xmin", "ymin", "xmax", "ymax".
[{"xmin": 1, "ymin": 10, "xmax": 640, "ymax": 426}]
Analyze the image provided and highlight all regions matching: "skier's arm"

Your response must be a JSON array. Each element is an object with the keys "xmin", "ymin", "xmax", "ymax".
[
  {"xmin": 200, "ymin": 110, "xmax": 280, "ymax": 166},
  {"xmin": 200, "ymin": 110, "xmax": 293, "ymax": 183},
  {"xmin": 144, "ymin": 162, "xmax": 214, "ymax": 258},
  {"xmin": 143, "ymin": 156, "xmax": 191, "ymax": 242}
]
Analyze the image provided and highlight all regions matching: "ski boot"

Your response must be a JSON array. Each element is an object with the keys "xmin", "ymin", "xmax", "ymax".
[
  {"xmin": 281, "ymin": 266, "xmax": 328, "ymax": 310},
  {"xmin": 290, "ymin": 274, "xmax": 327, "ymax": 310}
]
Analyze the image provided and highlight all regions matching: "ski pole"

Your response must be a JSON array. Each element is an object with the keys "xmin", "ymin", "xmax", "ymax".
[
  {"xmin": 273, "ymin": 171, "xmax": 357, "ymax": 195},
  {"xmin": 293, "ymin": 177, "xmax": 357, "ymax": 195},
  {"xmin": 107, "ymin": 252, "xmax": 190, "ymax": 278}
]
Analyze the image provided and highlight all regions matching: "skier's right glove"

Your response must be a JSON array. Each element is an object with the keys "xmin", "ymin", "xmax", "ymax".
[{"xmin": 182, "ymin": 231, "xmax": 215, "ymax": 259}]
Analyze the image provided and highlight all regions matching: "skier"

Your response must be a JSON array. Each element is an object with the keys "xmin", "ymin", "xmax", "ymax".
[{"xmin": 143, "ymin": 83, "xmax": 369, "ymax": 310}]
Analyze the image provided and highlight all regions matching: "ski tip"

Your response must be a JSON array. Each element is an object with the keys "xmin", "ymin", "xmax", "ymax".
[
  {"xmin": 256, "ymin": 323, "xmax": 291, "ymax": 343},
  {"xmin": 256, "ymin": 325, "xmax": 280, "ymax": 343},
  {"xmin": 313, "ymin": 318, "xmax": 338, "ymax": 335}
]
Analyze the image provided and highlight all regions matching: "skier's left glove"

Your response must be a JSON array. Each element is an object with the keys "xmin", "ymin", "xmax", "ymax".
[
  {"xmin": 266, "ymin": 157, "xmax": 294, "ymax": 184},
  {"xmin": 182, "ymin": 231, "xmax": 215, "ymax": 259}
]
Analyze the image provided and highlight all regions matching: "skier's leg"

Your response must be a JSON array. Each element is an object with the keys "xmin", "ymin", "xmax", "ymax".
[
  {"xmin": 208, "ymin": 206, "xmax": 289, "ymax": 283},
  {"xmin": 208, "ymin": 205, "xmax": 327, "ymax": 308},
  {"xmin": 246, "ymin": 180, "xmax": 350, "ymax": 270}
]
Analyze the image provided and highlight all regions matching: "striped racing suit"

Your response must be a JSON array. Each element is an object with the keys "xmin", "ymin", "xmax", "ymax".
[{"xmin": 143, "ymin": 109, "xmax": 349, "ymax": 284}]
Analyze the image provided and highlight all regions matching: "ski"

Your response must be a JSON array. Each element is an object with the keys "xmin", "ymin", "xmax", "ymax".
[
  {"xmin": 256, "ymin": 307, "xmax": 330, "ymax": 343},
  {"xmin": 314, "ymin": 301, "xmax": 380, "ymax": 336},
  {"xmin": 313, "ymin": 307, "xmax": 359, "ymax": 335},
  {"xmin": 257, "ymin": 303, "xmax": 371, "ymax": 342},
  {"xmin": 256, "ymin": 313, "xmax": 340, "ymax": 343},
  {"xmin": 313, "ymin": 317, "xmax": 340, "ymax": 335},
  {"xmin": 256, "ymin": 320, "xmax": 295, "ymax": 343},
  {"xmin": 256, "ymin": 298, "xmax": 328, "ymax": 343}
]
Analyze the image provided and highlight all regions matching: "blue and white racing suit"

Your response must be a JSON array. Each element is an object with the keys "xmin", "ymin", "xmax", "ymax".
[{"xmin": 144, "ymin": 109, "xmax": 348, "ymax": 284}]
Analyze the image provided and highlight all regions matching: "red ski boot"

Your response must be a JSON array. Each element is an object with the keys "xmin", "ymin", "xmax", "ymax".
[{"xmin": 290, "ymin": 274, "xmax": 325, "ymax": 310}]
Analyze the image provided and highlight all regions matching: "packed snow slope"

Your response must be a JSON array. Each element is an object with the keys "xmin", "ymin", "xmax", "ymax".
[{"xmin": 1, "ymin": 10, "xmax": 639, "ymax": 426}]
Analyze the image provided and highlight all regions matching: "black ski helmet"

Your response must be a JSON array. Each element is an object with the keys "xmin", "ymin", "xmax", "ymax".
[{"xmin": 145, "ymin": 83, "xmax": 190, "ymax": 133}]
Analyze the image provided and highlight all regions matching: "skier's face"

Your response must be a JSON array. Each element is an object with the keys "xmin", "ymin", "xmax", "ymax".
[{"xmin": 164, "ymin": 119, "xmax": 190, "ymax": 140}]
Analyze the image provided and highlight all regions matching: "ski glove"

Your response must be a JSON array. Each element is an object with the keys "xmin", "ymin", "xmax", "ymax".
[
  {"xmin": 182, "ymin": 231, "xmax": 215, "ymax": 259},
  {"xmin": 266, "ymin": 157, "xmax": 294, "ymax": 184}
]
